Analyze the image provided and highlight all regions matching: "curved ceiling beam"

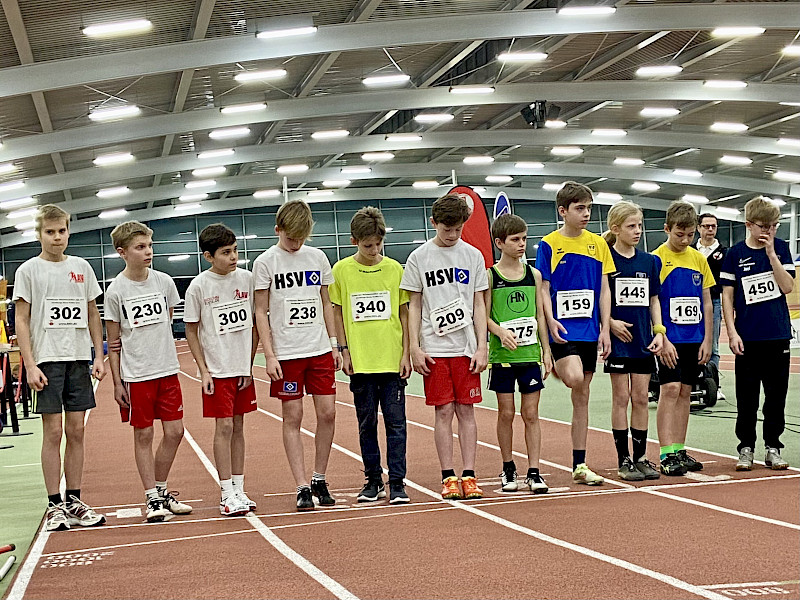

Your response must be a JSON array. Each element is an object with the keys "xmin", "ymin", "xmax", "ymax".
[
  {"xmin": 1, "ymin": 81, "xmax": 799, "ymax": 163},
  {"xmin": 1, "ymin": 5, "xmax": 799, "ymax": 99}
]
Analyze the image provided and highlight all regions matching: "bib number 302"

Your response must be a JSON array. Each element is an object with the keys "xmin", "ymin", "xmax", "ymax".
[
  {"xmin": 44, "ymin": 298, "xmax": 87, "ymax": 329},
  {"xmin": 212, "ymin": 300, "xmax": 252, "ymax": 335},
  {"xmin": 556, "ymin": 289, "xmax": 594, "ymax": 319},
  {"xmin": 430, "ymin": 297, "xmax": 469, "ymax": 336},
  {"xmin": 669, "ymin": 297, "xmax": 701, "ymax": 324}
]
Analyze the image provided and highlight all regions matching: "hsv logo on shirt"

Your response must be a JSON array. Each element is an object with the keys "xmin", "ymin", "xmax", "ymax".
[
  {"xmin": 273, "ymin": 271, "xmax": 321, "ymax": 289},
  {"xmin": 424, "ymin": 267, "xmax": 470, "ymax": 287},
  {"xmin": 69, "ymin": 271, "xmax": 85, "ymax": 284},
  {"xmin": 233, "ymin": 289, "xmax": 249, "ymax": 300}
]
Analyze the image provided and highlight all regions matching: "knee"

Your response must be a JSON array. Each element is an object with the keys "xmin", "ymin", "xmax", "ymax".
[
  {"xmin": 164, "ymin": 425, "xmax": 184, "ymax": 445},
  {"xmin": 660, "ymin": 382, "xmax": 681, "ymax": 400},
  {"xmin": 134, "ymin": 426, "xmax": 154, "ymax": 444},
  {"xmin": 42, "ymin": 422, "xmax": 63, "ymax": 446},
  {"xmin": 317, "ymin": 406, "xmax": 336, "ymax": 427},
  {"xmin": 497, "ymin": 405, "xmax": 515, "ymax": 423},
  {"xmin": 215, "ymin": 418, "xmax": 234, "ymax": 438},
  {"xmin": 63, "ymin": 421, "xmax": 85, "ymax": 444},
  {"xmin": 435, "ymin": 403, "xmax": 455, "ymax": 422},
  {"xmin": 520, "ymin": 407, "xmax": 539, "ymax": 426},
  {"xmin": 631, "ymin": 395, "xmax": 648, "ymax": 411}
]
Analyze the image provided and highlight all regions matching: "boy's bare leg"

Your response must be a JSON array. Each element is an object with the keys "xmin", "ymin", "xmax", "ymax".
[
  {"xmin": 281, "ymin": 399, "xmax": 308, "ymax": 486},
  {"xmin": 495, "ymin": 393, "xmax": 516, "ymax": 463},
  {"xmin": 213, "ymin": 417, "xmax": 233, "ymax": 480},
  {"xmin": 610, "ymin": 373, "xmax": 632, "ymax": 430},
  {"xmin": 230, "ymin": 414, "xmax": 245, "ymax": 476},
  {"xmin": 134, "ymin": 426, "xmax": 156, "ymax": 489},
  {"xmin": 155, "ymin": 419, "xmax": 185, "ymax": 482},
  {"xmin": 520, "ymin": 392, "xmax": 542, "ymax": 469},
  {"xmin": 41, "ymin": 413, "xmax": 64, "ymax": 496},
  {"xmin": 63, "ymin": 411, "xmax": 87, "ymax": 491},
  {"xmin": 657, "ymin": 382, "xmax": 681, "ymax": 446},
  {"xmin": 570, "ymin": 375, "xmax": 592, "ymax": 451},
  {"xmin": 455, "ymin": 403, "xmax": 478, "ymax": 471},
  {"xmin": 433, "ymin": 403, "xmax": 456, "ymax": 470},
  {"xmin": 675, "ymin": 384, "xmax": 693, "ymax": 444},
  {"xmin": 629, "ymin": 374, "xmax": 651, "ymax": 432},
  {"xmin": 312, "ymin": 395, "xmax": 336, "ymax": 474}
]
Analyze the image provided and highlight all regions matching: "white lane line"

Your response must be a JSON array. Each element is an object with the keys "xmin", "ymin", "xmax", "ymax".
[
  {"xmin": 1, "ymin": 463, "xmax": 41, "ymax": 468},
  {"xmin": 703, "ymin": 580, "xmax": 799, "ymax": 590}
]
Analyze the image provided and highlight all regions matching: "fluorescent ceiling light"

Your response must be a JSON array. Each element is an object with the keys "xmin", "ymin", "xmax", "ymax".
[
  {"xmin": 88, "ymin": 105, "xmax": 140, "ymax": 122},
  {"xmin": 93, "ymin": 152, "xmax": 134, "ymax": 166},
  {"xmin": 635, "ymin": 65, "xmax": 683, "ymax": 77},
  {"xmin": 185, "ymin": 180, "xmax": 215, "ymax": 189},
  {"xmin": 558, "ymin": 6, "xmax": 616, "ymax": 15},
  {"xmin": 341, "ymin": 166, "xmax": 371, "ymax": 174},
  {"xmin": 719, "ymin": 155, "xmax": 752, "ymax": 166},
  {"xmin": 311, "ymin": 129, "xmax": 350, "ymax": 140},
  {"xmin": 486, "ymin": 175, "xmax": 513, "ymax": 183},
  {"xmin": 209, "ymin": 127, "xmax": 250, "ymax": 140},
  {"xmin": 277, "ymin": 164, "xmax": 309, "ymax": 174},
  {"xmin": 782, "ymin": 44, "xmax": 800, "ymax": 57},
  {"xmin": 674, "ymin": 168, "xmax": 703, "ymax": 178},
  {"xmin": 174, "ymin": 204, "xmax": 201, "ymax": 212},
  {"xmin": 362, "ymin": 152, "xmax": 394, "ymax": 162},
  {"xmin": 96, "ymin": 186, "xmax": 130, "ymax": 198},
  {"xmin": 682, "ymin": 194, "xmax": 709, "ymax": 204},
  {"xmin": 192, "ymin": 166, "xmax": 226, "ymax": 178},
  {"xmin": 497, "ymin": 51, "xmax": 548, "ymax": 62},
  {"xmin": 15, "ymin": 220, "xmax": 36, "ymax": 230},
  {"xmin": 234, "ymin": 69, "xmax": 287, "ymax": 83},
  {"xmin": 715, "ymin": 207, "xmax": 741, "ymax": 216},
  {"xmin": 362, "ymin": 74, "xmax": 410, "ymax": 86},
  {"xmin": 544, "ymin": 119, "xmax": 567, "ymax": 129},
  {"xmin": 703, "ymin": 80, "xmax": 747, "ymax": 88},
  {"xmin": 20, "ymin": 230, "xmax": 36, "ymax": 237},
  {"xmin": 83, "ymin": 19, "xmax": 152, "ymax": 37},
  {"xmin": 773, "ymin": 170, "xmax": 800, "ymax": 182},
  {"xmin": 542, "ymin": 183, "xmax": 565, "ymax": 191},
  {"xmin": 236, "ymin": 234, "xmax": 257, "ymax": 240},
  {"xmin": 307, "ymin": 190, "xmax": 334, "ymax": 197},
  {"xmin": 710, "ymin": 122, "xmax": 748, "ymax": 133},
  {"xmin": 614, "ymin": 157, "xmax": 644, "ymax": 166},
  {"xmin": 515, "ymin": 162, "xmax": 544, "ymax": 169},
  {"xmin": 631, "ymin": 181, "xmax": 660, "ymax": 192},
  {"xmin": 779, "ymin": 102, "xmax": 800, "ymax": 107},
  {"xmin": 777, "ymin": 137, "xmax": 800, "ymax": 147},
  {"xmin": 768, "ymin": 197, "xmax": 787, "ymax": 207},
  {"xmin": 322, "ymin": 179, "xmax": 351, "ymax": 188},
  {"xmin": 551, "ymin": 146, "xmax": 583, "ymax": 156},
  {"xmin": 640, "ymin": 107, "xmax": 680, "ymax": 117},
  {"xmin": 716, "ymin": 194, "xmax": 741, "ymax": 202},
  {"xmin": 415, "ymin": 113, "xmax": 454, "ymax": 123},
  {"xmin": 168, "ymin": 254, "xmax": 191, "ymax": 261},
  {"xmin": 99, "ymin": 209, "xmax": 128, "ymax": 219},
  {"xmin": 412, "ymin": 180, "xmax": 440, "ymax": 188},
  {"xmin": 711, "ymin": 26, "xmax": 765, "ymax": 38},
  {"xmin": 7, "ymin": 207, "xmax": 38, "ymax": 219},
  {"xmin": 448, "ymin": 85, "xmax": 495, "ymax": 95},
  {"xmin": 385, "ymin": 133, "xmax": 422, "ymax": 142},
  {"xmin": 0, "ymin": 196, "xmax": 35, "ymax": 209},
  {"xmin": 198, "ymin": 148, "xmax": 234, "ymax": 159},
  {"xmin": 220, "ymin": 102, "xmax": 266, "ymax": 114},
  {"xmin": 256, "ymin": 26, "xmax": 317, "ymax": 39},
  {"xmin": 0, "ymin": 162, "xmax": 17, "ymax": 174},
  {"xmin": 105, "ymin": 252, "xmax": 121, "ymax": 259},
  {"xmin": 592, "ymin": 129, "xmax": 626, "ymax": 137},
  {"xmin": 253, "ymin": 189, "xmax": 281, "ymax": 199},
  {"xmin": 472, "ymin": 187, "xmax": 487, "ymax": 194},
  {"xmin": 463, "ymin": 156, "xmax": 495, "ymax": 165},
  {"xmin": 179, "ymin": 193, "xmax": 209, "ymax": 202},
  {"xmin": 597, "ymin": 192, "xmax": 623, "ymax": 201}
]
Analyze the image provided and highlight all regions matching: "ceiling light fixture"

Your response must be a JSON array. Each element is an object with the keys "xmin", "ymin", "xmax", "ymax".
[
  {"xmin": 773, "ymin": 170, "xmax": 800, "ymax": 182},
  {"xmin": 591, "ymin": 129, "xmax": 627, "ymax": 137},
  {"xmin": 7, "ymin": 207, "xmax": 38, "ymax": 219},
  {"xmin": 463, "ymin": 156, "xmax": 495, "ymax": 165},
  {"xmin": 777, "ymin": 137, "xmax": 800, "ymax": 147},
  {"xmin": 253, "ymin": 189, "xmax": 281, "ymax": 199},
  {"xmin": 192, "ymin": 166, "xmax": 226, "ymax": 178},
  {"xmin": 557, "ymin": 5, "xmax": 616, "ymax": 15},
  {"xmin": 640, "ymin": 107, "xmax": 680, "ymax": 117},
  {"xmin": 82, "ymin": 19, "xmax": 153, "ymax": 38},
  {"xmin": 276, "ymin": 164, "xmax": 309, "ymax": 174},
  {"xmin": 551, "ymin": 146, "xmax": 583, "ymax": 156},
  {"xmin": 542, "ymin": 183, "xmax": 565, "ymax": 191},
  {"xmin": 631, "ymin": 181, "xmax": 660, "ymax": 192},
  {"xmin": 179, "ymin": 193, "xmax": 209, "ymax": 202},
  {"xmin": 88, "ymin": 105, "xmax": 141, "ymax": 122},
  {"xmin": 719, "ymin": 155, "xmax": 752, "ymax": 165},
  {"xmin": 307, "ymin": 190, "xmax": 334, "ymax": 197},
  {"xmin": 256, "ymin": 26, "xmax": 317, "ymax": 39},
  {"xmin": 362, "ymin": 73, "xmax": 410, "ymax": 86},
  {"xmin": 311, "ymin": 129, "xmax": 350, "ymax": 140},
  {"xmin": 703, "ymin": 80, "xmax": 747, "ymax": 88},
  {"xmin": 99, "ymin": 209, "xmax": 128, "ymax": 219},
  {"xmin": 710, "ymin": 122, "xmax": 748, "ymax": 133},
  {"xmin": 486, "ymin": 175, "xmax": 513, "ymax": 183},
  {"xmin": 234, "ymin": 69, "xmax": 287, "ymax": 82},
  {"xmin": 220, "ymin": 102, "xmax": 266, "ymax": 114},
  {"xmin": 768, "ymin": 197, "xmax": 787, "ymax": 207},
  {"xmin": 448, "ymin": 85, "xmax": 495, "ymax": 95},
  {"xmin": 497, "ymin": 51, "xmax": 548, "ymax": 62},
  {"xmin": 597, "ymin": 192, "xmax": 623, "ymax": 201},
  {"xmin": 14, "ymin": 220, "xmax": 36, "ymax": 230},
  {"xmin": 185, "ymin": 180, "xmax": 215, "ymax": 189},
  {"xmin": 544, "ymin": 119, "xmax": 567, "ymax": 129},
  {"xmin": 322, "ymin": 180, "xmax": 351, "ymax": 188},
  {"xmin": 96, "ymin": 186, "xmax": 131, "ymax": 198},
  {"xmin": 174, "ymin": 204, "xmax": 201, "ymax": 212},
  {"xmin": 341, "ymin": 166, "xmax": 372, "ymax": 174},
  {"xmin": 385, "ymin": 133, "xmax": 422, "ymax": 142},
  {"xmin": 614, "ymin": 157, "xmax": 644, "ymax": 166},
  {"xmin": 93, "ymin": 152, "xmax": 134, "ymax": 166},
  {"xmin": 414, "ymin": 113, "xmax": 454, "ymax": 123},
  {"xmin": 635, "ymin": 65, "xmax": 683, "ymax": 77},
  {"xmin": 412, "ymin": 180, "xmax": 440, "ymax": 188},
  {"xmin": 198, "ymin": 148, "xmax": 234, "ymax": 159},
  {"xmin": 515, "ymin": 162, "xmax": 544, "ymax": 169},
  {"xmin": 0, "ymin": 162, "xmax": 17, "ymax": 174},
  {"xmin": 361, "ymin": 152, "xmax": 394, "ymax": 162},
  {"xmin": 0, "ymin": 195, "xmax": 35, "ymax": 209},
  {"xmin": 711, "ymin": 26, "xmax": 765, "ymax": 38},
  {"xmin": 682, "ymin": 194, "xmax": 709, "ymax": 204},
  {"xmin": 782, "ymin": 44, "xmax": 800, "ymax": 57},
  {"xmin": 208, "ymin": 127, "xmax": 250, "ymax": 140},
  {"xmin": 715, "ymin": 207, "xmax": 741, "ymax": 216},
  {"xmin": 674, "ymin": 168, "xmax": 703, "ymax": 178}
]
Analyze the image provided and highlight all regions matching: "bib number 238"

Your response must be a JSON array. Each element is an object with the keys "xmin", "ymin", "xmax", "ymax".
[
  {"xmin": 284, "ymin": 298, "xmax": 322, "ymax": 328},
  {"xmin": 430, "ymin": 297, "xmax": 469, "ymax": 336}
]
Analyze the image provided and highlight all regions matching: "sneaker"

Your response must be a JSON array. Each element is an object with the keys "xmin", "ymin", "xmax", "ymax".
[
  {"xmin": 64, "ymin": 496, "xmax": 106, "ymax": 527},
  {"xmin": 45, "ymin": 502, "xmax": 70, "ymax": 531},
  {"xmin": 310, "ymin": 479, "xmax": 336, "ymax": 506},
  {"xmin": 236, "ymin": 490, "xmax": 257, "ymax": 511},
  {"xmin": 460, "ymin": 476, "xmax": 483, "ymax": 499},
  {"xmin": 162, "ymin": 491, "xmax": 193, "ymax": 515},
  {"xmin": 146, "ymin": 497, "xmax": 171, "ymax": 523},
  {"xmin": 572, "ymin": 463, "xmax": 604, "ymax": 486},
  {"xmin": 717, "ymin": 389, "xmax": 726, "ymax": 401},
  {"xmin": 499, "ymin": 466, "xmax": 518, "ymax": 492},
  {"xmin": 389, "ymin": 481, "xmax": 410, "ymax": 504},
  {"xmin": 296, "ymin": 487, "xmax": 314, "ymax": 512},
  {"xmin": 441, "ymin": 476, "xmax": 462, "ymax": 500},
  {"xmin": 357, "ymin": 478, "xmax": 386, "ymax": 503},
  {"xmin": 525, "ymin": 472, "xmax": 549, "ymax": 494},
  {"xmin": 660, "ymin": 453, "xmax": 687, "ymax": 476},
  {"xmin": 677, "ymin": 449, "xmax": 703, "ymax": 472},
  {"xmin": 219, "ymin": 493, "xmax": 250, "ymax": 517},
  {"xmin": 735, "ymin": 447, "xmax": 754, "ymax": 471},
  {"xmin": 765, "ymin": 447, "xmax": 789, "ymax": 470},
  {"xmin": 634, "ymin": 458, "xmax": 661, "ymax": 480},
  {"xmin": 618, "ymin": 457, "xmax": 646, "ymax": 481}
]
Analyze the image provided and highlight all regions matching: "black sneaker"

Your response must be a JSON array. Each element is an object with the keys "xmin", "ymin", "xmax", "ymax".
[
  {"xmin": 296, "ymin": 486, "xmax": 314, "ymax": 511},
  {"xmin": 677, "ymin": 449, "xmax": 703, "ymax": 471},
  {"xmin": 388, "ymin": 481, "xmax": 410, "ymax": 504},
  {"xmin": 357, "ymin": 478, "xmax": 386, "ymax": 503},
  {"xmin": 618, "ymin": 457, "xmax": 646, "ymax": 481},
  {"xmin": 634, "ymin": 458, "xmax": 661, "ymax": 480},
  {"xmin": 310, "ymin": 479, "xmax": 336, "ymax": 506},
  {"xmin": 660, "ymin": 453, "xmax": 687, "ymax": 477}
]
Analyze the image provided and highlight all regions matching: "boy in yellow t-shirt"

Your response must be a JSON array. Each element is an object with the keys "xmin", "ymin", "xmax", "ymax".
[{"xmin": 331, "ymin": 207, "xmax": 412, "ymax": 504}]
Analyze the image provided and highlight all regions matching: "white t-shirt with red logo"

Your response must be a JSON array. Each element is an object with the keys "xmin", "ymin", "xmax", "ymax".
[
  {"xmin": 12, "ymin": 255, "xmax": 102, "ymax": 363},
  {"xmin": 184, "ymin": 268, "xmax": 255, "ymax": 378}
]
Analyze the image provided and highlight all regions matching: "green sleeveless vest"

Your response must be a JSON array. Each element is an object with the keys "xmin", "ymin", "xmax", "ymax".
[{"xmin": 488, "ymin": 264, "xmax": 541, "ymax": 364}]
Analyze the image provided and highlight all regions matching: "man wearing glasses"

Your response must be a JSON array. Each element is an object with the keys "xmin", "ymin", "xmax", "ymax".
[{"xmin": 696, "ymin": 214, "xmax": 728, "ymax": 398}]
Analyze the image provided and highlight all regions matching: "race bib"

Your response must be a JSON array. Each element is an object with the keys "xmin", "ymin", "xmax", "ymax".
[
  {"xmin": 430, "ymin": 297, "xmax": 469, "ymax": 336},
  {"xmin": 615, "ymin": 277, "xmax": 649, "ymax": 307},
  {"xmin": 284, "ymin": 297, "xmax": 322, "ymax": 328},
  {"xmin": 212, "ymin": 299, "xmax": 252, "ymax": 335},
  {"xmin": 500, "ymin": 316, "xmax": 538, "ymax": 346},
  {"xmin": 124, "ymin": 293, "xmax": 167, "ymax": 328},
  {"xmin": 556, "ymin": 289, "xmax": 594, "ymax": 319},
  {"xmin": 44, "ymin": 298, "xmax": 87, "ymax": 329},
  {"xmin": 742, "ymin": 271, "xmax": 781, "ymax": 305},
  {"xmin": 669, "ymin": 296, "xmax": 701, "ymax": 324},
  {"xmin": 350, "ymin": 291, "xmax": 391, "ymax": 322}
]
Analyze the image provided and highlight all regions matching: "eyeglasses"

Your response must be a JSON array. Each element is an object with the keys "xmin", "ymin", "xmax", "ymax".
[
  {"xmin": 699, "ymin": 224, "xmax": 717, "ymax": 229},
  {"xmin": 747, "ymin": 221, "xmax": 779, "ymax": 232}
]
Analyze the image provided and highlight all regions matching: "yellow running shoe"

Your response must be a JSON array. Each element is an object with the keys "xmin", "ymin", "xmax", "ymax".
[{"xmin": 572, "ymin": 463, "xmax": 604, "ymax": 486}]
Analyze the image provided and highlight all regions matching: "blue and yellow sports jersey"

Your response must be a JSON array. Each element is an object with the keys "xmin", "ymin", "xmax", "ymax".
[
  {"xmin": 535, "ymin": 229, "xmax": 615, "ymax": 342},
  {"xmin": 652, "ymin": 244, "xmax": 715, "ymax": 344}
]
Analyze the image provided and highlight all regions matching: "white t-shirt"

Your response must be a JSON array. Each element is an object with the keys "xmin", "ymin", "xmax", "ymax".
[
  {"xmin": 400, "ymin": 240, "xmax": 489, "ymax": 357},
  {"xmin": 12, "ymin": 255, "xmax": 102, "ymax": 364},
  {"xmin": 252, "ymin": 244, "xmax": 334, "ymax": 361},
  {"xmin": 184, "ymin": 268, "xmax": 255, "ymax": 378},
  {"xmin": 105, "ymin": 269, "xmax": 181, "ymax": 383}
]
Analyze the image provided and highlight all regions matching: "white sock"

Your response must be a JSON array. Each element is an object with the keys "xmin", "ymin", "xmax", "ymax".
[
  {"xmin": 312, "ymin": 472, "xmax": 325, "ymax": 482},
  {"xmin": 145, "ymin": 488, "xmax": 159, "ymax": 501},
  {"xmin": 155, "ymin": 481, "xmax": 167, "ymax": 496},
  {"xmin": 220, "ymin": 479, "xmax": 234, "ymax": 501},
  {"xmin": 232, "ymin": 474, "xmax": 244, "ymax": 491}
]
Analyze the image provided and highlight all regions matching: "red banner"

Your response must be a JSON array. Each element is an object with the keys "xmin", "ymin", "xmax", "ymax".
[{"xmin": 447, "ymin": 185, "xmax": 495, "ymax": 268}]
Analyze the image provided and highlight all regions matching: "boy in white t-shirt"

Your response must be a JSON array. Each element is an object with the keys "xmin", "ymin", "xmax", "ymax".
[
  {"xmin": 400, "ymin": 194, "xmax": 489, "ymax": 500},
  {"xmin": 185, "ymin": 224, "xmax": 259, "ymax": 517},
  {"xmin": 105, "ymin": 221, "xmax": 192, "ymax": 522},
  {"xmin": 253, "ymin": 200, "xmax": 342, "ymax": 512},
  {"xmin": 13, "ymin": 204, "xmax": 107, "ymax": 531}
]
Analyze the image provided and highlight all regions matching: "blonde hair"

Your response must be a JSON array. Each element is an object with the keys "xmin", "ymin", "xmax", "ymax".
[
  {"xmin": 350, "ymin": 206, "xmax": 386, "ymax": 241},
  {"xmin": 665, "ymin": 201, "xmax": 698, "ymax": 230},
  {"xmin": 744, "ymin": 196, "xmax": 780, "ymax": 225},
  {"xmin": 110, "ymin": 220, "xmax": 153, "ymax": 250},
  {"xmin": 275, "ymin": 199, "xmax": 314, "ymax": 239},
  {"xmin": 603, "ymin": 201, "xmax": 642, "ymax": 245},
  {"xmin": 35, "ymin": 204, "xmax": 70, "ymax": 235}
]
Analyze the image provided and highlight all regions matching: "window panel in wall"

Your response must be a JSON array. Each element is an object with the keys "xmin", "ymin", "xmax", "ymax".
[
  {"xmin": 197, "ymin": 215, "xmax": 244, "ymax": 236},
  {"xmin": 3, "ymin": 245, "xmax": 40, "ymax": 262},
  {"xmin": 102, "ymin": 258, "xmax": 125, "ymax": 281},
  {"xmin": 645, "ymin": 230, "xmax": 667, "ymax": 250},
  {"xmin": 152, "ymin": 255, "xmax": 200, "ymax": 278},
  {"xmin": 153, "ymin": 241, "xmax": 199, "ymax": 255},
  {"xmin": 384, "ymin": 230, "xmax": 428, "ymax": 244},
  {"xmin": 380, "ymin": 198, "xmax": 425, "ymax": 209},
  {"xmin": 68, "ymin": 245, "xmax": 101, "ymax": 259},
  {"xmin": 385, "ymin": 243, "xmax": 422, "ymax": 264},
  {"xmin": 514, "ymin": 200, "xmax": 557, "ymax": 226},
  {"xmin": 150, "ymin": 217, "xmax": 197, "ymax": 240},
  {"xmin": 243, "ymin": 214, "xmax": 279, "ymax": 237},
  {"xmin": 312, "ymin": 211, "xmax": 336, "ymax": 235},
  {"xmin": 320, "ymin": 247, "xmax": 338, "ymax": 265},
  {"xmin": 380, "ymin": 207, "xmax": 429, "ymax": 232},
  {"xmin": 69, "ymin": 230, "xmax": 102, "ymax": 245}
]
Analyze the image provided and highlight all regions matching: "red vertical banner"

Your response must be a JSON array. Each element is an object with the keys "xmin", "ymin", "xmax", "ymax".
[{"xmin": 448, "ymin": 185, "xmax": 494, "ymax": 268}]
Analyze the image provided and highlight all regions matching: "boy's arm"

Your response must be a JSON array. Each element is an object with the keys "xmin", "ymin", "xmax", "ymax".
[
  {"xmin": 484, "ymin": 284, "xmax": 519, "ymax": 351},
  {"xmin": 105, "ymin": 320, "xmax": 129, "ymax": 407},
  {"xmin": 333, "ymin": 304, "xmax": 353, "ymax": 376},
  {"xmin": 399, "ymin": 303, "xmax": 412, "ymax": 379},
  {"xmin": 408, "ymin": 292, "xmax": 433, "ymax": 375},
  {"xmin": 254, "ymin": 289, "xmax": 282, "ymax": 381},
  {"xmin": 646, "ymin": 295, "xmax": 664, "ymax": 354},
  {"xmin": 471, "ymin": 290, "xmax": 488, "ymax": 374},
  {"xmin": 722, "ymin": 286, "xmax": 743, "ymax": 355},
  {"xmin": 598, "ymin": 274, "xmax": 612, "ymax": 360},
  {"xmin": 698, "ymin": 287, "xmax": 713, "ymax": 364},
  {"xmin": 320, "ymin": 285, "xmax": 342, "ymax": 370},
  {"xmin": 185, "ymin": 322, "xmax": 213, "ymax": 394},
  {"xmin": 768, "ymin": 243, "xmax": 795, "ymax": 295},
  {"xmin": 87, "ymin": 300, "xmax": 106, "ymax": 381},
  {"xmin": 540, "ymin": 280, "xmax": 567, "ymax": 343},
  {"xmin": 533, "ymin": 269, "xmax": 552, "ymax": 377},
  {"xmin": 14, "ymin": 300, "xmax": 48, "ymax": 391}
]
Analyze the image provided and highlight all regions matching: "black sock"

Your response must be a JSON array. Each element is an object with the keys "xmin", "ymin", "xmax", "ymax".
[
  {"xmin": 441, "ymin": 469, "xmax": 456, "ymax": 481},
  {"xmin": 461, "ymin": 470, "xmax": 475, "ymax": 478},
  {"xmin": 65, "ymin": 489, "xmax": 80, "ymax": 502},
  {"xmin": 526, "ymin": 468, "xmax": 540, "ymax": 478},
  {"xmin": 48, "ymin": 493, "xmax": 62, "ymax": 505},
  {"xmin": 630, "ymin": 428, "xmax": 648, "ymax": 462},
  {"xmin": 502, "ymin": 461, "xmax": 516, "ymax": 471},
  {"xmin": 572, "ymin": 450, "xmax": 586, "ymax": 470},
  {"xmin": 612, "ymin": 428, "xmax": 631, "ymax": 467}
]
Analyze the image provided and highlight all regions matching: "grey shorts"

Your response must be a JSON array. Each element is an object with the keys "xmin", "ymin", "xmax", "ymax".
[{"xmin": 32, "ymin": 361, "xmax": 96, "ymax": 414}]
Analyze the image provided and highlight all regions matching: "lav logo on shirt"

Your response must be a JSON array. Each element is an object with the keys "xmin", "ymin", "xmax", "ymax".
[
  {"xmin": 69, "ymin": 271, "xmax": 85, "ymax": 284},
  {"xmin": 274, "ymin": 271, "xmax": 322, "ymax": 290},
  {"xmin": 424, "ymin": 267, "xmax": 470, "ymax": 287},
  {"xmin": 692, "ymin": 272, "xmax": 702, "ymax": 286}
]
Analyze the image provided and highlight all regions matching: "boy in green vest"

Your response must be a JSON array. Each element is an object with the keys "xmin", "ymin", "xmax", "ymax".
[{"xmin": 486, "ymin": 214, "xmax": 552, "ymax": 493}]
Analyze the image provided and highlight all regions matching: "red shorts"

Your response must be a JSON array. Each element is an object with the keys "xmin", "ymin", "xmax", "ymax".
[
  {"xmin": 126, "ymin": 374, "xmax": 183, "ymax": 429},
  {"xmin": 270, "ymin": 352, "xmax": 336, "ymax": 401},
  {"xmin": 423, "ymin": 356, "xmax": 482, "ymax": 406},
  {"xmin": 202, "ymin": 377, "xmax": 257, "ymax": 418}
]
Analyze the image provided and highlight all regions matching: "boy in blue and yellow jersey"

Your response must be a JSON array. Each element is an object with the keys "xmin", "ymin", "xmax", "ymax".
[
  {"xmin": 536, "ymin": 182, "xmax": 615, "ymax": 485},
  {"xmin": 652, "ymin": 201, "xmax": 714, "ymax": 476}
]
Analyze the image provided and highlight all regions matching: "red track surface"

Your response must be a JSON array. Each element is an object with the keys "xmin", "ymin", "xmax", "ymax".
[{"xmin": 5, "ymin": 342, "xmax": 799, "ymax": 600}]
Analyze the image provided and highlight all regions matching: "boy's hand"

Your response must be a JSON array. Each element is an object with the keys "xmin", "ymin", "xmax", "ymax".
[
  {"xmin": 27, "ymin": 365, "xmax": 48, "ymax": 391},
  {"xmin": 399, "ymin": 354, "xmax": 412, "ymax": 379},
  {"xmin": 659, "ymin": 339, "xmax": 678, "ymax": 369},
  {"xmin": 92, "ymin": 357, "xmax": 106, "ymax": 381},
  {"xmin": 542, "ymin": 350, "xmax": 553, "ymax": 380},
  {"xmin": 265, "ymin": 357, "xmax": 283, "ymax": 381},
  {"xmin": 498, "ymin": 328, "xmax": 518, "ymax": 351},
  {"xmin": 107, "ymin": 338, "xmax": 122, "ymax": 353},
  {"xmin": 201, "ymin": 372, "xmax": 214, "ymax": 395},
  {"xmin": 470, "ymin": 346, "xmax": 488, "ymax": 374},
  {"xmin": 238, "ymin": 375, "xmax": 253, "ymax": 390},
  {"xmin": 610, "ymin": 319, "xmax": 633, "ymax": 343},
  {"xmin": 728, "ymin": 331, "xmax": 744, "ymax": 355},
  {"xmin": 412, "ymin": 347, "xmax": 435, "ymax": 376},
  {"xmin": 598, "ymin": 329, "xmax": 611, "ymax": 361},
  {"xmin": 698, "ymin": 339, "xmax": 711, "ymax": 365},
  {"xmin": 332, "ymin": 348, "xmax": 343, "ymax": 371},
  {"xmin": 547, "ymin": 317, "xmax": 568, "ymax": 344},
  {"xmin": 114, "ymin": 382, "xmax": 130, "ymax": 408},
  {"xmin": 647, "ymin": 332, "xmax": 664, "ymax": 354},
  {"xmin": 342, "ymin": 350, "xmax": 354, "ymax": 376}
]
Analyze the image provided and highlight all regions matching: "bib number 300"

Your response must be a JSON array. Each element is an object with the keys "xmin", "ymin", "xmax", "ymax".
[
  {"xmin": 430, "ymin": 297, "xmax": 469, "ymax": 336},
  {"xmin": 212, "ymin": 300, "xmax": 252, "ymax": 335},
  {"xmin": 45, "ymin": 298, "xmax": 86, "ymax": 329}
]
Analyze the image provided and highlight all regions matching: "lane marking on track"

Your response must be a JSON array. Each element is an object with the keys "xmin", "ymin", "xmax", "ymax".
[
  {"xmin": 703, "ymin": 581, "xmax": 800, "ymax": 590},
  {"xmin": 2, "ymin": 463, "xmax": 41, "ymax": 468}
]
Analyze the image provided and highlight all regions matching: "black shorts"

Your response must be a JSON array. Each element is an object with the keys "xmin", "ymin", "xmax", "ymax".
[
  {"xmin": 488, "ymin": 363, "xmax": 545, "ymax": 394},
  {"xmin": 32, "ymin": 361, "xmax": 96, "ymax": 414},
  {"xmin": 550, "ymin": 341, "xmax": 597, "ymax": 373},
  {"xmin": 604, "ymin": 356, "xmax": 656, "ymax": 375},
  {"xmin": 657, "ymin": 343, "xmax": 701, "ymax": 386}
]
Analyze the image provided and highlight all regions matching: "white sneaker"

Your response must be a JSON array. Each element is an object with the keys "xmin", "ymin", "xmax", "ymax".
[
  {"xmin": 146, "ymin": 498, "xmax": 171, "ymax": 523},
  {"xmin": 717, "ymin": 389, "xmax": 726, "ymax": 401},
  {"xmin": 45, "ymin": 502, "xmax": 70, "ymax": 531},
  {"xmin": 64, "ymin": 496, "xmax": 106, "ymax": 527},
  {"xmin": 219, "ymin": 493, "xmax": 250, "ymax": 517},
  {"xmin": 162, "ymin": 491, "xmax": 192, "ymax": 514},
  {"xmin": 236, "ymin": 489, "xmax": 257, "ymax": 511}
]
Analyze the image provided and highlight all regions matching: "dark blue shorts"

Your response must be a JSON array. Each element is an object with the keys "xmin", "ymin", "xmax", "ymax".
[
  {"xmin": 604, "ymin": 356, "xmax": 656, "ymax": 375},
  {"xmin": 488, "ymin": 363, "xmax": 545, "ymax": 394}
]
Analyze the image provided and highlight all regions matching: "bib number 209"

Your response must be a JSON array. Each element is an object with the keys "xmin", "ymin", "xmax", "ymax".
[{"xmin": 430, "ymin": 297, "xmax": 469, "ymax": 336}]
